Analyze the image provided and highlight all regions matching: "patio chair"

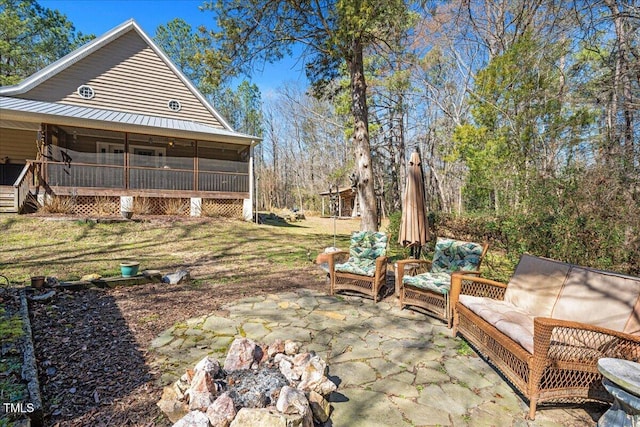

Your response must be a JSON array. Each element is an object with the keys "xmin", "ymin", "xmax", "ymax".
[
  {"xmin": 396, "ymin": 237, "xmax": 488, "ymax": 326},
  {"xmin": 325, "ymin": 231, "xmax": 389, "ymax": 302}
]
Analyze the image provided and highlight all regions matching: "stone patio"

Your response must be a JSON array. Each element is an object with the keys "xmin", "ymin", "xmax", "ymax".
[{"xmin": 150, "ymin": 289, "xmax": 604, "ymax": 426}]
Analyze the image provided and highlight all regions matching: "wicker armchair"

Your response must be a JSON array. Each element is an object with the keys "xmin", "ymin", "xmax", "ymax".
[
  {"xmin": 396, "ymin": 238, "xmax": 488, "ymax": 326},
  {"xmin": 450, "ymin": 254, "xmax": 640, "ymax": 420},
  {"xmin": 326, "ymin": 231, "xmax": 389, "ymax": 302}
]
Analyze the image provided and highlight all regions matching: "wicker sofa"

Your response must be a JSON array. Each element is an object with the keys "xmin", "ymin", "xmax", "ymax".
[{"xmin": 451, "ymin": 254, "xmax": 640, "ymax": 419}]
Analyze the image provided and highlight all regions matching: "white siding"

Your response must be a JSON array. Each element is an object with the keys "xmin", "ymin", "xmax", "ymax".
[{"xmin": 19, "ymin": 30, "xmax": 223, "ymax": 128}]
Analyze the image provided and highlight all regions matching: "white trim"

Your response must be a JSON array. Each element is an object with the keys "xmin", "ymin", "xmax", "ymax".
[
  {"xmin": 167, "ymin": 99, "xmax": 182, "ymax": 112},
  {"xmin": 77, "ymin": 85, "xmax": 95, "ymax": 99}
]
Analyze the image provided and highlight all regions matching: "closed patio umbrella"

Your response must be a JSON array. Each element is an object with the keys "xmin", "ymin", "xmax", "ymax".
[{"xmin": 398, "ymin": 150, "xmax": 430, "ymax": 258}]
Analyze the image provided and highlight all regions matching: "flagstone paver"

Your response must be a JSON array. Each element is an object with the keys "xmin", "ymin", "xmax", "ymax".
[{"xmin": 149, "ymin": 288, "xmax": 602, "ymax": 426}]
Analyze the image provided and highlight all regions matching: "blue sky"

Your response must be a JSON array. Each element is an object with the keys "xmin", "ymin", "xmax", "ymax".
[{"xmin": 40, "ymin": 0, "xmax": 306, "ymax": 94}]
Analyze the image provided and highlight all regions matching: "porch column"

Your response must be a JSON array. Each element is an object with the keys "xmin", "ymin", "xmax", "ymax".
[
  {"xmin": 190, "ymin": 198, "xmax": 202, "ymax": 217},
  {"xmin": 242, "ymin": 143, "xmax": 256, "ymax": 221},
  {"xmin": 124, "ymin": 132, "xmax": 129, "ymax": 189}
]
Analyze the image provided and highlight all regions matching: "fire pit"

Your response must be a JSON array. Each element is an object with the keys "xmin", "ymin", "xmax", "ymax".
[{"xmin": 158, "ymin": 337, "xmax": 337, "ymax": 426}]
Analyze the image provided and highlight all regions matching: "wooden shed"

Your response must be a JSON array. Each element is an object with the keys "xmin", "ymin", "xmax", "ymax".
[{"xmin": 319, "ymin": 187, "xmax": 358, "ymax": 218}]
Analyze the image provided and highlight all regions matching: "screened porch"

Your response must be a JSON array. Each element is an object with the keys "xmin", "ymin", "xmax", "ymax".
[{"xmin": 41, "ymin": 125, "xmax": 250, "ymax": 197}]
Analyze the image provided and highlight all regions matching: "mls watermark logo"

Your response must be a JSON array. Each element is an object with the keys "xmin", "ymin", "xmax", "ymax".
[{"xmin": 3, "ymin": 402, "xmax": 35, "ymax": 414}]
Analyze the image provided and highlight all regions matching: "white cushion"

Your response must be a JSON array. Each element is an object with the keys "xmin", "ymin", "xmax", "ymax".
[{"xmin": 459, "ymin": 295, "xmax": 535, "ymax": 353}]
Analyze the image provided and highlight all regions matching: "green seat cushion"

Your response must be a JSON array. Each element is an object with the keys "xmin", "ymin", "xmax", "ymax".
[
  {"xmin": 431, "ymin": 238, "xmax": 483, "ymax": 273},
  {"xmin": 335, "ymin": 231, "xmax": 388, "ymax": 277},
  {"xmin": 403, "ymin": 272, "xmax": 452, "ymax": 294},
  {"xmin": 336, "ymin": 258, "xmax": 377, "ymax": 277},
  {"xmin": 348, "ymin": 231, "xmax": 388, "ymax": 260}
]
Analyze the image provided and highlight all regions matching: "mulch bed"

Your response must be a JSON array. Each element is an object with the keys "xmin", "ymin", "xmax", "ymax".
[
  {"xmin": 26, "ymin": 267, "xmax": 325, "ymax": 426},
  {"xmin": 0, "ymin": 284, "xmax": 31, "ymax": 425}
]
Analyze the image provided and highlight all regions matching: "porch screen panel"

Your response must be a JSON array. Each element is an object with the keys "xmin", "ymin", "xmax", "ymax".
[
  {"xmin": 198, "ymin": 158, "xmax": 249, "ymax": 192},
  {"xmin": 48, "ymin": 163, "xmax": 124, "ymax": 188},
  {"xmin": 198, "ymin": 172, "xmax": 249, "ymax": 193},
  {"xmin": 48, "ymin": 145, "xmax": 124, "ymax": 166},
  {"xmin": 129, "ymin": 168, "xmax": 193, "ymax": 190},
  {"xmin": 199, "ymin": 158, "xmax": 248, "ymax": 173},
  {"xmin": 129, "ymin": 151, "xmax": 194, "ymax": 190}
]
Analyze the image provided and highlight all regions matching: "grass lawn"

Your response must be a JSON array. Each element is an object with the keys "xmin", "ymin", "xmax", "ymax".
[{"xmin": 0, "ymin": 214, "xmax": 366, "ymax": 284}]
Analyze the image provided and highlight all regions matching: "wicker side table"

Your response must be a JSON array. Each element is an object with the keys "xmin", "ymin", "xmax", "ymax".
[{"xmin": 597, "ymin": 358, "xmax": 640, "ymax": 427}]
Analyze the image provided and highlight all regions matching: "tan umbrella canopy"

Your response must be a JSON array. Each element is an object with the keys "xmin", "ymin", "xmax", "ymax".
[{"xmin": 398, "ymin": 150, "xmax": 430, "ymax": 258}]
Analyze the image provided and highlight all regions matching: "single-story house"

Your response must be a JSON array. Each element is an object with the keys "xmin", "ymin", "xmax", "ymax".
[{"xmin": 0, "ymin": 19, "xmax": 260, "ymax": 219}]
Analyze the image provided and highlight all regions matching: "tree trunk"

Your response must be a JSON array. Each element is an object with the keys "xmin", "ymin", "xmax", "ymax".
[{"xmin": 349, "ymin": 38, "xmax": 378, "ymax": 231}]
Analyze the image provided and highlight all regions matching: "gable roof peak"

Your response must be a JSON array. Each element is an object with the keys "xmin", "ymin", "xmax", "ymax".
[{"xmin": 0, "ymin": 19, "xmax": 234, "ymax": 132}]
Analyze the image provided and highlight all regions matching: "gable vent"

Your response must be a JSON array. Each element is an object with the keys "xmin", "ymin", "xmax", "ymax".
[
  {"xmin": 167, "ymin": 99, "xmax": 182, "ymax": 112},
  {"xmin": 77, "ymin": 85, "xmax": 95, "ymax": 99}
]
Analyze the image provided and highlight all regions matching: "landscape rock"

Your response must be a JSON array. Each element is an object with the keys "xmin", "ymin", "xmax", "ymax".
[
  {"xmin": 173, "ymin": 410, "xmax": 210, "ymax": 427},
  {"xmin": 194, "ymin": 355, "xmax": 221, "ymax": 377},
  {"xmin": 156, "ymin": 386, "xmax": 188, "ymax": 423},
  {"xmin": 229, "ymin": 407, "xmax": 308, "ymax": 427},
  {"xmin": 186, "ymin": 370, "xmax": 216, "ymax": 411},
  {"xmin": 297, "ymin": 355, "xmax": 326, "ymax": 392},
  {"xmin": 267, "ymin": 339, "xmax": 285, "ymax": 357},
  {"xmin": 276, "ymin": 386, "xmax": 309, "ymax": 416},
  {"xmin": 284, "ymin": 340, "xmax": 301, "ymax": 355},
  {"xmin": 29, "ymin": 290, "xmax": 56, "ymax": 302},
  {"xmin": 162, "ymin": 270, "xmax": 191, "ymax": 284},
  {"xmin": 278, "ymin": 357, "xmax": 300, "ymax": 382},
  {"xmin": 206, "ymin": 392, "xmax": 236, "ymax": 427},
  {"xmin": 224, "ymin": 338, "xmax": 260, "ymax": 371},
  {"xmin": 313, "ymin": 378, "xmax": 338, "ymax": 395},
  {"xmin": 307, "ymin": 390, "xmax": 331, "ymax": 423}
]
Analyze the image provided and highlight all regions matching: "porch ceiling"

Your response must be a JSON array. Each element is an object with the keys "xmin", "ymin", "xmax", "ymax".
[{"xmin": 0, "ymin": 96, "xmax": 260, "ymax": 146}]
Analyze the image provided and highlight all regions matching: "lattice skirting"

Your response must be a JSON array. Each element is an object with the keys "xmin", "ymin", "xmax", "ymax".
[
  {"xmin": 42, "ymin": 195, "xmax": 244, "ymax": 218},
  {"xmin": 72, "ymin": 196, "xmax": 120, "ymax": 216},
  {"xmin": 132, "ymin": 197, "xmax": 190, "ymax": 216},
  {"xmin": 201, "ymin": 198, "xmax": 243, "ymax": 218}
]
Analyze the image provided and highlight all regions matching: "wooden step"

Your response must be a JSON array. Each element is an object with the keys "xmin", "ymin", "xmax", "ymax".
[{"xmin": 0, "ymin": 185, "xmax": 17, "ymax": 213}]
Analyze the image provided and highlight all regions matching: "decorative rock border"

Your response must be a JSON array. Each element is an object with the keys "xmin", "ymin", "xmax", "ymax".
[
  {"xmin": 159, "ymin": 337, "xmax": 337, "ymax": 426},
  {"xmin": 19, "ymin": 289, "xmax": 43, "ymax": 426}
]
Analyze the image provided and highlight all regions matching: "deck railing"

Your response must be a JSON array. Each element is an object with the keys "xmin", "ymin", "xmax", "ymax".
[
  {"xmin": 12, "ymin": 162, "xmax": 34, "ymax": 212},
  {"xmin": 45, "ymin": 146, "xmax": 249, "ymax": 193}
]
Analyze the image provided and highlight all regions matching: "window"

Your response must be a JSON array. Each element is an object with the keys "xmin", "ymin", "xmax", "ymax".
[
  {"xmin": 77, "ymin": 85, "xmax": 95, "ymax": 99},
  {"xmin": 130, "ymin": 145, "xmax": 166, "ymax": 167},
  {"xmin": 96, "ymin": 142, "xmax": 125, "ymax": 165},
  {"xmin": 167, "ymin": 99, "xmax": 182, "ymax": 112}
]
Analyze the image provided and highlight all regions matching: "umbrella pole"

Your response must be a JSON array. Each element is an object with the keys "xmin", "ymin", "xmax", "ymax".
[{"xmin": 329, "ymin": 184, "xmax": 339, "ymax": 248}]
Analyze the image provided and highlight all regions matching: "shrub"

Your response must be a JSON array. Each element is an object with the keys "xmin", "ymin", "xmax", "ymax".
[{"xmin": 38, "ymin": 195, "xmax": 76, "ymax": 214}]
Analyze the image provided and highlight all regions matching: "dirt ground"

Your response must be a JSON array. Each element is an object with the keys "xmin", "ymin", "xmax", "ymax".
[{"xmin": 28, "ymin": 266, "xmax": 326, "ymax": 426}]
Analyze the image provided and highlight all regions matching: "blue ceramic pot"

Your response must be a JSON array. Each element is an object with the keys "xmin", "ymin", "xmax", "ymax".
[{"xmin": 120, "ymin": 262, "xmax": 140, "ymax": 277}]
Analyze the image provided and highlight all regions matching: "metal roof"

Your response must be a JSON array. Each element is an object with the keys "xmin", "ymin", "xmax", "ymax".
[{"xmin": 0, "ymin": 96, "xmax": 258, "ymax": 145}]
